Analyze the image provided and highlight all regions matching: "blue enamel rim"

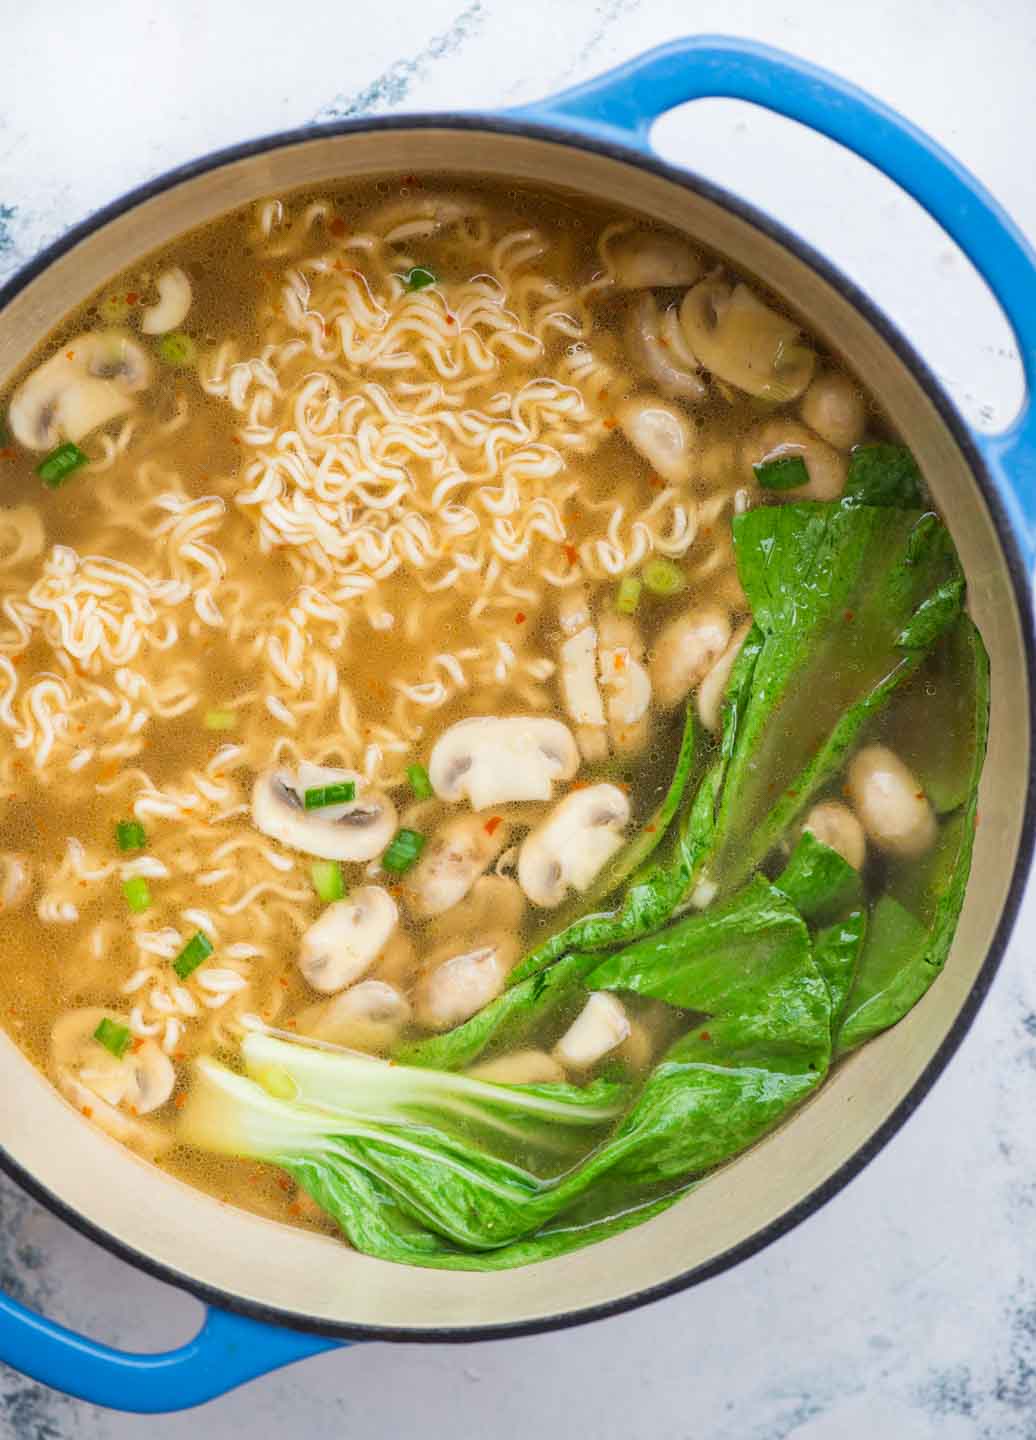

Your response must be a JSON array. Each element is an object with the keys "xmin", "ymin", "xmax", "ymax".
[{"xmin": 1, "ymin": 106, "xmax": 1034, "ymax": 1354}]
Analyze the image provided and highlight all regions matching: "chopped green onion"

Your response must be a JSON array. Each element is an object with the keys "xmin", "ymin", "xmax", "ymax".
[
  {"xmin": 642, "ymin": 557, "xmax": 686, "ymax": 597},
  {"xmin": 403, "ymin": 266, "xmax": 437, "ymax": 292},
  {"xmin": 310, "ymin": 859, "xmax": 346, "ymax": 904},
  {"xmin": 204, "ymin": 708, "xmax": 237, "ymax": 731},
  {"xmin": 753, "ymin": 454, "xmax": 810, "ymax": 491},
  {"xmin": 616, "ymin": 576, "xmax": 642, "ymax": 615},
  {"xmin": 157, "ymin": 332, "xmax": 197, "ymax": 368},
  {"xmin": 407, "ymin": 763, "xmax": 433, "ymax": 800},
  {"xmin": 93, "ymin": 1016, "xmax": 132, "ymax": 1059},
  {"xmin": 122, "ymin": 876, "xmax": 152, "ymax": 914},
  {"xmin": 303, "ymin": 781, "xmax": 356, "ymax": 810},
  {"xmin": 382, "ymin": 827, "xmax": 426, "ymax": 875},
  {"xmin": 37, "ymin": 442, "xmax": 87, "ymax": 489},
  {"xmin": 173, "ymin": 930, "xmax": 213, "ymax": 981},
  {"xmin": 115, "ymin": 820, "xmax": 146, "ymax": 852}
]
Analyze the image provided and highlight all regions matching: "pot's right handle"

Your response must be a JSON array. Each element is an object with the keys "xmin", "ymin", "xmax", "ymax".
[{"xmin": 509, "ymin": 36, "xmax": 1036, "ymax": 564}]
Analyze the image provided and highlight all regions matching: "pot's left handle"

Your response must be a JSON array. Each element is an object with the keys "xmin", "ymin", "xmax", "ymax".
[{"xmin": 0, "ymin": 1291, "xmax": 342, "ymax": 1413}]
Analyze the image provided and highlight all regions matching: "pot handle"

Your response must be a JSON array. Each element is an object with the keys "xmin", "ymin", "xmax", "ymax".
[
  {"xmin": 0, "ymin": 1290, "xmax": 341, "ymax": 1413},
  {"xmin": 509, "ymin": 36, "xmax": 1036, "ymax": 562}
]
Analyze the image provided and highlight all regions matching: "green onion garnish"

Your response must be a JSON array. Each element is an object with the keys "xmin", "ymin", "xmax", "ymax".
[
  {"xmin": 753, "ymin": 454, "xmax": 810, "ymax": 491},
  {"xmin": 303, "ymin": 781, "xmax": 356, "ymax": 810},
  {"xmin": 37, "ymin": 442, "xmax": 87, "ymax": 489},
  {"xmin": 616, "ymin": 576, "xmax": 642, "ymax": 615},
  {"xmin": 157, "ymin": 332, "xmax": 197, "ymax": 368},
  {"xmin": 403, "ymin": 266, "xmax": 437, "ymax": 292},
  {"xmin": 116, "ymin": 820, "xmax": 146, "ymax": 852},
  {"xmin": 382, "ymin": 827, "xmax": 426, "ymax": 875},
  {"xmin": 407, "ymin": 763, "xmax": 433, "ymax": 800},
  {"xmin": 93, "ymin": 1016, "xmax": 132, "ymax": 1059},
  {"xmin": 642, "ymin": 557, "xmax": 686, "ymax": 597},
  {"xmin": 310, "ymin": 859, "xmax": 346, "ymax": 903},
  {"xmin": 204, "ymin": 708, "xmax": 237, "ymax": 731},
  {"xmin": 122, "ymin": 876, "xmax": 152, "ymax": 914},
  {"xmin": 173, "ymin": 930, "xmax": 213, "ymax": 980}
]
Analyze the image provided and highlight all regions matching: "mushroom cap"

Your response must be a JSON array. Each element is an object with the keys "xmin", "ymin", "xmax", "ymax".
[
  {"xmin": 696, "ymin": 621, "xmax": 751, "ymax": 733},
  {"xmin": 467, "ymin": 1049, "xmax": 566, "ymax": 1085},
  {"xmin": 52, "ymin": 1007, "xmax": 174, "ymax": 1116},
  {"xmin": 846, "ymin": 745, "xmax": 936, "ymax": 859},
  {"xmin": 680, "ymin": 279, "xmax": 815, "ymax": 401},
  {"xmin": 800, "ymin": 369, "xmax": 868, "ymax": 451},
  {"xmin": 607, "ymin": 230, "xmax": 703, "ymax": 290},
  {"xmin": 625, "ymin": 293, "xmax": 707, "ymax": 403},
  {"xmin": 616, "ymin": 395, "xmax": 697, "ymax": 486},
  {"xmin": 428, "ymin": 716, "xmax": 579, "ymax": 811},
  {"xmin": 553, "ymin": 992, "xmax": 631, "ymax": 1071},
  {"xmin": 744, "ymin": 419, "xmax": 846, "ymax": 502},
  {"xmin": 141, "ymin": 267, "xmax": 193, "ymax": 335},
  {"xmin": 517, "ymin": 782, "xmax": 630, "ymax": 908},
  {"xmin": 650, "ymin": 605, "xmax": 732, "ymax": 710},
  {"xmin": 252, "ymin": 762, "xmax": 397, "ymax": 862},
  {"xmin": 297, "ymin": 980, "xmax": 411, "ymax": 1053},
  {"xmin": 802, "ymin": 800, "xmax": 867, "ymax": 871},
  {"xmin": 425, "ymin": 875, "xmax": 527, "ymax": 948},
  {"xmin": 297, "ymin": 886, "xmax": 399, "ymax": 994},
  {"xmin": 560, "ymin": 624, "xmax": 605, "ymax": 729},
  {"xmin": 413, "ymin": 935, "xmax": 519, "ymax": 1032},
  {"xmin": 9, "ymin": 331, "xmax": 152, "ymax": 450},
  {"xmin": 404, "ymin": 811, "xmax": 511, "ymax": 920}
]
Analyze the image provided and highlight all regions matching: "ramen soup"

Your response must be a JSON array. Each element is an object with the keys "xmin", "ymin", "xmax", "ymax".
[{"xmin": 0, "ymin": 180, "xmax": 987, "ymax": 1270}]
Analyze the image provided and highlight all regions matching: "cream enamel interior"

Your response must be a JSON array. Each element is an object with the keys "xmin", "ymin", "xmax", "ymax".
[{"xmin": 0, "ymin": 126, "xmax": 1028, "ymax": 1335}]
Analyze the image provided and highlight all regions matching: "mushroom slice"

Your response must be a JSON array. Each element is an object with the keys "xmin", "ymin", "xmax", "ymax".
[
  {"xmin": 625, "ymin": 293, "xmax": 707, "ymax": 403},
  {"xmin": 140, "ymin": 267, "xmax": 192, "ymax": 335},
  {"xmin": 846, "ymin": 746, "xmax": 936, "ymax": 859},
  {"xmin": 554, "ymin": 993, "xmax": 631, "ymax": 1071},
  {"xmin": 0, "ymin": 507, "xmax": 45, "ymax": 571},
  {"xmin": 800, "ymin": 369, "xmax": 867, "ymax": 451},
  {"xmin": 745, "ymin": 419, "xmax": 846, "ymax": 501},
  {"xmin": 467, "ymin": 1050, "xmax": 566, "ymax": 1085},
  {"xmin": 598, "ymin": 613, "xmax": 652, "ymax": 755},
  {"xmin": 802, "ymin": 801, "xmax": 867, "ymax": 871},
  {"xmin": 297, "ymin": 886, "xmax": 399, "ymax": 994},
  {"xmin": 414, "ymin": 935, "xmax": 520, "ymax": 1032},
  {"xmin": 252, "ymin": 762, "xmax": 397, "ymax": 862},
  {"xmin": 680, "ymin": 279, "xmax": 815, "ymax": 401},
  {"xmin": 607, "ymin": 230, "xmax": 703, "ymax": 290},
  {"xmin": 616, "ymin": 395, "xmax": 697, "ymax": 485},
  {"xmin": 428, "ymin": 716, "xmax": 579, "ymax": 811},
  {"xmin": 0, "ymin": 852, "xmax": 32, "ymax": 910},
  {"xmin": 404, "ymin": 812, "xmax": 511, "ymax": 920},
  {"xmin": 52, "ymin": 1008, "xmax": 174, "ymax": 1116},
  {"xmin": 518, "ymin": 783, "xmax": 630, "ymax": 909},
  {"xmin": 557, "ymin": 590, "xmax": 607, "ymax": 762},
  {"xmin": 426, "ymin": 876, "xmax": 527, "ymax": 948},
  {"xmin": 297, "ymin": 980, "xmax": 411, "ymax": 1053},
  {"xmin": 696, "ymin": 621, "xmax": 751, "ymax": 733},
  {"xmin": 650, "ymin": 605, "xmax": 732, "ymax": 709},
  {"xmin": 58, "ymin": 1075, "xmax": 170, "ymax": 1157},
  {"xmin": 9, "ymin": 331, "xmax": 153, "ymax": 450}
]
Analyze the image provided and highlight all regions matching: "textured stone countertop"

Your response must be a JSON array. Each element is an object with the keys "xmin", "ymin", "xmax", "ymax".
[{"xmin": 2, "ymin": 1, "xmax": 1035, "ymax": 1435}]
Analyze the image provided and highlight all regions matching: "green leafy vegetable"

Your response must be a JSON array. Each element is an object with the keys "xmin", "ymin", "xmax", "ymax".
[
  {"xmin": 37, "ymin": 442, "xmax": 87, "ymax": 488},
  {"xmin": 774, "ymin": 829, "xmax": 861, "ymax": 922},
  {"xmin": 403, "ymin": 267, "xmax": 437, "ymax": 292},
  {"xmin": 173, "ymin": 931, "xmax": 213, "ymax": 981},
  {"xmin": 115, "ymin": 820, "xmax": 146, "ymax": 853},
  {"xmin": 93, "ymin": 1017, "xmax": 132, "ymax": 1059},
  {"xmin": 843, "ymin": 444, "xmax": 923, "ymax": 508},
  {"xmin": 753, "ymin": 454, "xmax": 809, "ymax": 491}
]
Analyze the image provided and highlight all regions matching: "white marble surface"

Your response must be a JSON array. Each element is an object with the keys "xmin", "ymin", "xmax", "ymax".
[{"xmin": 2, "ymin": 0, "xmax": 1036, "ymax": 1435}]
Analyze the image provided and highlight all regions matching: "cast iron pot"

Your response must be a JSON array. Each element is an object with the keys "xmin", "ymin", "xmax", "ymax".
[{"xmin": 1, "ymin": 36, "xmax": 1034, "ymax": 1413}]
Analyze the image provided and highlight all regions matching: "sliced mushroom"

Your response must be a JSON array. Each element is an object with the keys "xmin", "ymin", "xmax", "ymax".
[
  {"xmin": 557, "ymin": 590, "xmax": 607, "ymax": 762},
  {"xmin": 650, "ymin": 605, "xmax": 732, "ymax": 709},
  {"xmin": 598, "ymin": 613, "xmax": 652, "ymax": 754},
  {"xmin": 404, "ymin": 812, "xmax": 511, "ymax": 919},
  {"xmin": 625, "ymin": 293, "xmax": 707, "ymax": 403},
  {"xmin": 554, "ymin": 993, "xmax": 631, "ymax": 1071},
  {"xmin": 0, "ymin": 507, "xmax": 45, "ymax": 571},
  {"xmin": 696, "ymin": 621, "xmax": 751, "ymax": 732},
  {"xmin": 616, "ymin": 395, "xmax": 697, "ymax": 485},
  {"xmin": 426, "ymin": 876, "xmax": 527, "ymax": 948},
  {"xmin": 607, "ymin": 230, "xmax": 703, "ymax": 290},
  {"xmin": 140, "ymin": 267, "xmax": 192, "ymax": 335},
  {"xmin": 297, "ymin": 980, "xmax": 411, "ymax": 1053},
  {"xmin": 52, "ymin": 1008, "xmax": 174, "ymax": 1116},
  {"xmin": 9, "ymin": 331, "xmax": 153, "ymax": 451},
  {"xmin": 802, "ymin": 800, "xmax": 867, "ymax": 871},
  {"xmin": 413, "ymin": 934, "xmax": 520, "ymax": 1032},
  {"xmin": 846, "ymin": 745, "xmax": 936, "ymax": 859},
  {"xmin": 252, "ymin": 763, "xmax": 397, "ymax": 862},
  {"xmin": 680, "ymin": 279, "xmax": 815, "ymax": 401},
  {"xmin": 368, "ymin": 192, "xmax": 484, "ymax": 241},
  {"xmin": 371, "ymin": 929, "xmax": 419, "ymax": 989},
  {"xmin": 744, "ymin": 419, "xmax": 846, "ymax": 501},
  {"xmin": 467, "ymin": 1049, "xmax": 566, "ymax": 1085},
  {"xmin": 518, "ymin": 783, "xmax": 630, "ymax": 909},
  {"xmin": 0, "ymin": 852, "xmax": 31, "ymax": 911},
  {"xmin": 800, "ymin": 369, "xmax": 867, "ymax": 451},
  {"xmin": 428, "ymin": 716, "xmax": 579, "ymax": 811},
  {"xmin": 297, "ymin": 886, "xmax": 398, "ymax": 994},
  {"xmin": 618, "ymin": 1019, "xmax": 656, "ymax": 1072}
]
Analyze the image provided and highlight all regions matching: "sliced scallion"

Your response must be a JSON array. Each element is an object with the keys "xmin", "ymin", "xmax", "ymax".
[
  {"xmin": 173, "ymin": 930, "xmax": 213, "ymax": 981},
  {"xmin": 116, "ymin": 820, "xmax": 146, "ymax": 852},
  {"xmin": 157, "ymin": 332, "xmax": 197, "ymax": 368},
  {"xmin": 37, "ymin": 442, "xmax": 87, "ymax": 489},
  {"xmin": 753, "ymin": 454, "xmax": 810, "ymax": 491},
  {"xmin": 407, "ymin": 763, "xmax": 433, "ymax": 800},
  {"xmin": 642, "ymin": 557, "xmax": 686, "ymax": 597},
  {"xmin": 123, "ymin": 876, "xmax": 152, "ymax": 914},
  {"xmin": 303, "ymin": 781, "xmax": 356, "ymax": 810},
  {"xmin": 381, "ymin": 827, "xmax": 426, "ymax": 875},
  {"xmin": 616, "ymin": 576, "xmax": 642, "ymax": 615},
  {"xmin": 403, "ymin": 266, "xmax": 437, "ymax": 292},
  {"xmin": 204, "ymin": 708, "xmax": 237, "ymax": 731},
  {"xmin": 93, "ymin": 1016, "xmax": 132, "ymax": 1059},
  {"xmin": 310, "ymin": 859, "xmax": 346, "ymax": 904}
]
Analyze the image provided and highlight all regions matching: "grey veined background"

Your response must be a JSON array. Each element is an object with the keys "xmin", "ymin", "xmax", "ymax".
[{"xmin": 1, "ymin": 1, "xmax": 1035, "ymax": 1437}]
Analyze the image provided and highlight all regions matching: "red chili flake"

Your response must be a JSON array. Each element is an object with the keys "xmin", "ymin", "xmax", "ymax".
[
  {"xmin": 65, "ymin": 350, "xmax": 75, "ymax": 361},
  {"xmin": 174, "ymin": 1094, "xmax": 187, "ymax": 1109},
  {"xmin": 844, "ymin": 610, "xmax": 855, "ymax": 623},
  {"xmin": 613, "ymin": 651, "xmax": 627, "ymax": 672},
  {"xmin": 278, "ymin": 976, "xmax": 289, "ymax": 988},
  {"xmin": 514, "ymin": 611, "xmax": 527, "ymax": 625},
  {"xmin": 287, "ymin": 1201, "xmax": 303, "ymax": 1216},
  {"xmin": 125, "ymin": 292, "xmax": 139, "ymax": 305},
  {"xmin": 699, "ymin": 1030, "xmax": 711, "ymax": 1042},
  {"xmin": 81, "ymin": 1105, "xmax": 93, "ymax": 1118},
  {"xmin": 915, "ymin": 790, "xmax": 926, "ymax": 800},
  {"xmin": 644, "ymin": 823, "xmax": 657, "ymax": 834},
  {"xmin": 328, "ymin": 217, "xmax": 347, "ymax": 237},
  {"xmin": 0, "ymin": 447, "xmax": 16, "ymax": 459},
  {"xmin": 277, "ymin": 1175, "xmax": 294, "ymax": 1192},
  {"xmin": 445, "ymin": 313, "xmax": 457, "ymax": 326},
  {"xmin": 484, "ymin": 815, "xmax": 503, "ymax": 836},
  {"xmin": 285, "ymin": 1018, "xmax": 298, "ymax": 1029},
  {"xmin": 403, "ymin": 174, "xmax": 417, "ymax": 185},
  {"xmin": 562, "ymin": 543, "xmax": 578, "ymax": 565},
  {"xmin": 786, "ymin": 787, "xmax": 798, "ymax": 798},
  {"xmin": 700, "ymin": 526, "xmax": 712, "ymax": 538},
  {"xmin": 132, "ymin": 1038, "xmax": 145, "ymax": 1053},
  {"xmin": 649, "ymin": 474, "xmax": 665, "ymax": 489},
  {"xmin": 602, "ymin": 417, "xmax": 618, "ymax": 431}
]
